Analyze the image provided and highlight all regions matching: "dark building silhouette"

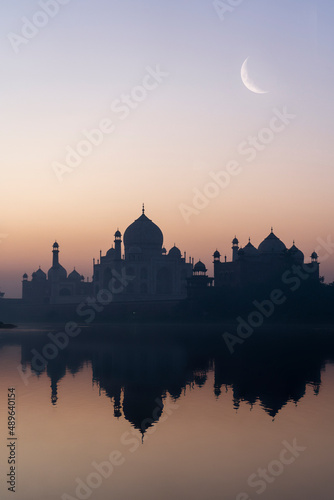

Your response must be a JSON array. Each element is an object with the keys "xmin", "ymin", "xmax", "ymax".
[
  {"xmin": 22, "ymin": 241, "xmax": 92, "ymax": 304},
  {"xmin": 214, "ymin": 229, "xmax": 320, "ymax": 288},
  {"xmin": 22, "ymin": 207, "xmax": 193, "ymax": 304},
  {"xmin": 93, "ymin": 205, "xmax": 193, "ymax": 301},
  {"xmin": 20, "ymin": 216, "xmax": 321, "ymax": 307},
  {"xmin": 187, "ymin": 260, "xmax": 213, "ymax": 297}
]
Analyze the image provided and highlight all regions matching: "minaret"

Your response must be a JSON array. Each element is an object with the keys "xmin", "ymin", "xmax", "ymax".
[
  {"xmin": 311, "ymin": 251, "xmax": 318, "ymax": 263},
  {"xmin": 213, "ymin": 250, "xmax": 221, "ymax": 286},
  {"xmin": 114, "ymin": 230, "xmax": 122, "ymax": 260},
  {"xmin": 232, "ymin": 237, "xmax": 239, "ymax": 262},
  {"xmin": 213, "ymin": 250, "xmax": 221, "ymax": 263},
  {"xmin": 52, "ymin": 241, "xmax": 59, "ymax": 267}
]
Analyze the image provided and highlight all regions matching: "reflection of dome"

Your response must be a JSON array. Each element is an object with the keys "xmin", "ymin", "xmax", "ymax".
[
  {"xmin": 194, "ymin": 261, "xmax": 207, "ymax": 273},
  {"xmin": 168, "ymin": 245, "xmax": 181, "ymax": 259},
  {"xmin": 122, "ymin": 387, "xmax": 163, "ymax": 435},
  {"xmin": 289, "ymin": 244, "xmax": 304, "ymax": 263},
  {"xmin": 258, "ymin": 230, "xmax": 286, "ymax": 254},
  {"xmin": 124, "ymin": 210, "xmax": 163, "ymax": 250},
  {"xmin": 242, "ymin": 241, "xmax": 259, "ymax": 257},
  {"xmin": 68, "ymin": 269, "xmax": 81, "ymax": 281}
]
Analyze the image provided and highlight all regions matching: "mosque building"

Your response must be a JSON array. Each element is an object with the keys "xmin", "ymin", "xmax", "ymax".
[
  {"xmin": 213, "ymin": 229, "xmax": 320, "ymax": 288},
  {"xmin": 22, "ymin": 241, "xmax": 92, "ymax": 304},
  {"xmin": 22, "ymin": 207, "xmax": 194, "ymax": 304},
  {"xmin": 21, "ymin": 213, "xmax": 320, "ymax": 305},
  {"xmin": 92, "ymin": 206, "xmax": 193, "ymax": 301}
]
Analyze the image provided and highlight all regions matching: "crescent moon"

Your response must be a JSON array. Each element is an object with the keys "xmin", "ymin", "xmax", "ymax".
[{"xmin": 241, "ymin": 57, "xmax": 269, "ymax": 94}]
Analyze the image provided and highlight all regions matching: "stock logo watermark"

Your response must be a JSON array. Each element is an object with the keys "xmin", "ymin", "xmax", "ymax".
[
  {"xmin": 213, "ymin": 0, "xmax": 244, "ymax": 21},
  {"xmin": 235, "ymin": 439, "xmax": 306, "ymax": 499},
  {"xmin": 17, "ymin": 268, "xmax": 135, "ymax": 385},
  {"xmin": 179, "ymin": 107, "xmax": 296, "ymax": 224},
  {"xmin": 52, "ymin": 65, "xmax": 169, "ymax": 182},
  {"xmin": 223, "ymin": 234, "xmax": 333, "ymax": 354},
  {"xmin": 223, "ymin": 263, "xmax": 318, "ymax": 354},
  {"xmin": 61, "ymin": 397, "xmax": 178, "ymax": 500},
  {"xmin": 7, "ymin": 0, "xmax": 72, "ymax": 54}
]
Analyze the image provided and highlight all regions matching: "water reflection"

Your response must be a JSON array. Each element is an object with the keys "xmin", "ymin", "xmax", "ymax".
[{"xmin": 2, "ymin": 324, "xmax": 334, "ymax": 431}]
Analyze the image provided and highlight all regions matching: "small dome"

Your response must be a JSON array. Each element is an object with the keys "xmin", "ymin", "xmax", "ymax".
[
  {"xmin": 106, "ymin": 247, "xmax": 116, "ymax": 258},
  {"xmin": 33, "ymin": 268, "xmax": 47, "ymax": 280},
  {"xmin": 258, "ymin": 230, "xmax": 286, "ymax": 254},
  {"xmin": 213, "ymin": 250, "xmax": 221, "ymax": 259},
  {"xmin": 68, "ymin": 269, "xmax": 81, "ymax": 281},
  {"xmin": 162, "ymin": 247, "xmax": 167, "ymax": 255},
  {"xmin": 289, "ymin": 244, "xmax": 304, "ymax": 263},
  {"xmin": 53, "ymin": 241, "xmax": 59, "ymax": 249},
  {"xmin": 23, "ymin": 273, "xmax": 28, "ymax": 280},
  {"xmin": 232, "ymin": 237, "xmax": 239, "ymax": 245},
  {"xmin": 48, "ymin": 264, "xmax": 67, "ymax": 282},
  {"xmin": 311, "ymin": 251, "xmax": 318, "ymax": 260},
  {"xmin": 168, "ymin": 245, "xmax": 181, "ymax": 259},
  {"xmin": 242, "ymin": 241, "xmax": 259, "ymax": 257},
  {"xmin": 194, "ymin": 260, "xmax": 207, "ymax": 273},
  {"xmin": 114, "ymin": 230, "xmax": 121, "ymax": 238}
]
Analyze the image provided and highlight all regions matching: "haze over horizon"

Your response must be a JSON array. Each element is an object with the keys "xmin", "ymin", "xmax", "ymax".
[{"xmin": 1, "ymin": 0, "xmax": 334, "ymax": 297}]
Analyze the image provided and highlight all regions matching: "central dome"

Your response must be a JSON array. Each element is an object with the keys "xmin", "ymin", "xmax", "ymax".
[
  {"xmin": 123, "ymin": 211, "xmax": 163, "ymax": 250},
  {"xmin": 258, "ymin": 230, "xmax": 286, "ymax": 254},
  {"xmin": 48, "ymin": 264, "xmax": 67, "ymax": 282}
]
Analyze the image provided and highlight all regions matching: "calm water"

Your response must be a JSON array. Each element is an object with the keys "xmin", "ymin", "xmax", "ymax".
[{"xmin": 0, "ymin": 324, "xmax": 334, "ymax": 500}]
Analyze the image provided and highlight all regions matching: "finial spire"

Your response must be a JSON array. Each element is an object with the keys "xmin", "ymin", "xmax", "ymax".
[
  {"xmin": 271, "ymin": 227, "xmax": 273, "ymax": 233},
  {"xmin": 142, "ymin": 203, "xmax": 145, "ymax": 215},
  {"xmin": 249, "ymin": 237, "xmax": 251, "ymax": 243}
]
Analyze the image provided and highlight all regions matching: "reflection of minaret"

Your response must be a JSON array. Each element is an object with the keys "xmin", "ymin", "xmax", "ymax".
[
  {"xmin": 47, "ymin": 361, "xmax": 66, "ymax": 406},
  {"xmin": 113, "ymin": 389, "xmax": 122, "ymax": 418},
  {"xmin": 51, "ymin": 376, "xmax": 58, "ymax": 405}
]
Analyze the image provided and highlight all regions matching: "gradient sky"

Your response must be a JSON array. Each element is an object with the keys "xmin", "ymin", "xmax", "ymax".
[{"xmin": 1, "ymin": 0, "xmax": 334, "ymax": 297}]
